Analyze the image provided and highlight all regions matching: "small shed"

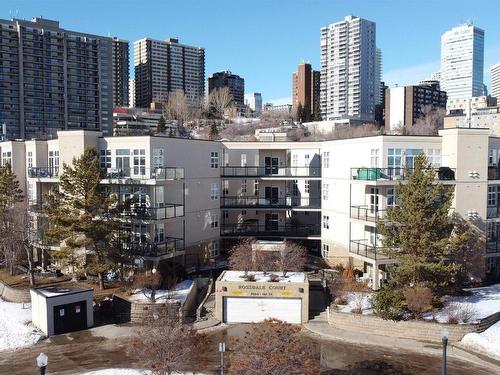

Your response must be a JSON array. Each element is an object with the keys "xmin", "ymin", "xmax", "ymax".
[{"xmin": 30, "ymin": 286, "xmax": 94, "ymax": 336}]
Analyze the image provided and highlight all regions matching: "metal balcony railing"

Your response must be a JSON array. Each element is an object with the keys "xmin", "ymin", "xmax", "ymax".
[
  {"xmin": 125, "ymin": 237, "xmax": 184, "ymax": 258},
  {"xmin": 122, "ymin": 204, "xmax": 184, "ymax": 220},
  {"xmin": 350, "ymin": 167, "xmax": 455, "ymax": 181},
  {"xmin": 28, "ymin": 167, "xmax": 59, "ymax": 178},
  {"xmin": 102, "ymin": 167, "xmax": 184, "ymax": 181},
  {"xmin": 350, "ymin": 205, "xmax": 387, "ymax": 222},
  {"xmin": 220, "ymin": 196, "xmax": 321, "ymax": 209},
  {"xmin": 221, "ymin": 223, "xmax": 321, "ymax": 237},
  {"xmin": 349, "ymin": 239, "xmax": 393, "ymax": 261},
  {"xmin": 221, "ymin": 166, "xmax": 321, "ymax": 177},
  {"xmin": 487, "ymin": 240, "xmax": 500, "ymax": 254}
]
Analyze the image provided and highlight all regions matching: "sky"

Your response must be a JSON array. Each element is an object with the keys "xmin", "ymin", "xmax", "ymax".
[{"xmin": 3, "ymin": 0, "xmax": 500, "ymax": 104}]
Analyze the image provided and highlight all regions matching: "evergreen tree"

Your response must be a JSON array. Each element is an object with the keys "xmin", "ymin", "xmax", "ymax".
[
  {"xmin": 295, "ymin": 103, "xmax": 304, "ymax": 122},
  {"xmin": 168, "ymin": 128, "xmax": 175, "ymax": 138},
  {"xmin": 209, "ymin": 122, "xmax": 219, "ymax": 140},
  {"xmin": 378, "ymin": 155, "xmax": 467, "ymax": 292},
  {"xmin": 157, "ymin": 115, "xmax": 167, "ymax": 134},
  {"xmin": 45, "ymin": 148, "xmax": 121, "ymax": 289}
]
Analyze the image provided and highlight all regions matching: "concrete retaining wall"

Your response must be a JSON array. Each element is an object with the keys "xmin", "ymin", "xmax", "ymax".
[
  {"xmin": 0, "ymin": 279, "xmax": 31, "ymax": 303},
  {"xmin": 328, "ymin": 308, "xmax": 500, "ymax": 343}
]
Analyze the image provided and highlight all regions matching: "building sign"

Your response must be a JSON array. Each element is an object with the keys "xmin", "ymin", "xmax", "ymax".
[{"xmin": 220, "ymin": 283, "xmax": 301, "ymax": 297}]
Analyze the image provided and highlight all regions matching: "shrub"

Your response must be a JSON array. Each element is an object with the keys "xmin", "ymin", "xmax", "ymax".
[
  {"xmin": 446, "ymin": 302, "xmax": 477, "ymax": 324},
  {"xmin": 245, "ymin": 274, "xmax": 256, "ymax": 282},
  {"xmin": 403, "ymin": 286, "xmax": 433, "ymax": 318},
  {"xmin": 268, "ymin": 274, "xmax": 279, "ymax": 282},
  {"xmin": 372, "ymin": 288, "xmax": 405, "ymax": 320},
  {"xmin": 334, "ymin": 296, "xmax": 348, "ymax": 305}
]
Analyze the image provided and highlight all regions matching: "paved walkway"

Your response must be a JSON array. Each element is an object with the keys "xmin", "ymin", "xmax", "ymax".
[{"xmin": 304, "ymin": 312, "xmax": 500, "ymax": 373}]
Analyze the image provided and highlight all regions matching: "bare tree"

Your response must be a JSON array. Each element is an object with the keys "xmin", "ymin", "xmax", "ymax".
[
  {"xmin": 228, "ymin": 238, "xmax": 256, "ymax": 277},
  {"xmin": 163, "ymin": 90, "xmax": 191, "ymax": 125},
  {"xmin": 407, "ymin": 105, "xmax": 446, "ymax": 135},
  {"xmin": 209, "ymin": 87, "xmax": 235, "ymax": 119},
  {"xmin": 132, "ymin": 270, "xmax": 163, "ymax": 303},
  {"xmin": 274, "ymin": 241, "xmax": 308, "ymax": 277},
  {"xmin": 229, "ymin": 319, "xmax": 320, "ymax": 375},
  {"xmin": 130, "ymin": 309, "xmax": 210, "ymax": 375}
]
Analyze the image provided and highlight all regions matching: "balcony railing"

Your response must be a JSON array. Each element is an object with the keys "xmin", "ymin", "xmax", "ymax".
[
  {"xmin": 350, "ymin": 167, "xmax": 455, "ymax": 181},
  {"xmin": 221, "ymin": 223, "xmax": 320, "ymax": 237},
  {"xmin": 123, "ymin": 204, "xmax": 184, "ymax": 220},
  {"xmin": 487, "ymin": 240, "xmax": 500, "ymax": 254},
  {"xmin": 488, "ymin": 207, "xmax": 500, "ymax": 219},
  {"xmin": 102, "ymin": 167, "xmax": 184, "ymax": 181},
  {"xmin": 350, "ymin": 205, "xmax": 387, "ymax": 222},
  {"xmin": 221, "ymin": 196, "xmax": 321, "ymax": 209},
  {"xmin": 349, "ymin": 239, "xmax": 393, "ymax": 261},
  {"xmin": 125, "ymin": 237, "xmax": 184, "ymax": 258},
  {"xmin": 28, "ymin": 167, "xmax": 59, "ymax": 178},
  {"xmin": 221, "ymin": 166, "xmax": 321, "ymax": 178}
]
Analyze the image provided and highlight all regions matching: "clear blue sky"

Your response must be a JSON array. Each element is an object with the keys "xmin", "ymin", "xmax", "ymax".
[{"xmin": 3, "ymin": 0, "xmax": 500, "ymax": 104}]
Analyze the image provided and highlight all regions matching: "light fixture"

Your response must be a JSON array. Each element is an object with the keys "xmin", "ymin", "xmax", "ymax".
[{"xmin": 37, "ymin": 353, "xmax": 48, "ymax": 375}]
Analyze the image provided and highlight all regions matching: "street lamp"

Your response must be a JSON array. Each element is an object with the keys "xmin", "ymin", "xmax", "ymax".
[
  {"xmin": 36, "ymin": 353, "xmax": 48, "ymax": 375},
  {"xmin": 441, "ymin": 329, "xmax": 449, "ymax": 375},
  {"xmin": 219, "ymin": 342, "xmax": 226, "ymax": 375},
  {"xmin": 151, "ymin": 267, "xmax": 157, "ymax": 302}
]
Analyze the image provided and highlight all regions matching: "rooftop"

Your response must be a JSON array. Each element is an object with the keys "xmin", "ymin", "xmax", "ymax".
[{"xmin": 220, "ymin": 270, "xmax": 306, "ymax": 283}]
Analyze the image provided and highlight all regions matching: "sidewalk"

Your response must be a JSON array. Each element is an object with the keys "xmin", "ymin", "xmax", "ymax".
[{"xmin": 304, "ymin": 316, "xmax": 500, "ymax": 372}]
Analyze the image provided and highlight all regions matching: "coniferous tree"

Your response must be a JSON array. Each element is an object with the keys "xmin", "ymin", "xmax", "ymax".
[
  {"xmin": 45, "ymin": 148, "xmax": 121, "ymax": 289},
  {"xmin": 157, "ymin": 115, "xmax": 167, "ymax": 134}
]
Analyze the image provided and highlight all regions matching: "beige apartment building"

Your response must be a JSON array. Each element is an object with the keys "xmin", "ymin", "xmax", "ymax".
[{"xmin": 1, "ymin": 128, "xmax": 500, "ymax": 287}]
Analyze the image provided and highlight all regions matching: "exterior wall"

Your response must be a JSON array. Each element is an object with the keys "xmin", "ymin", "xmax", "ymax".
[{"xmin": 492, "ymin": 63, "xmax": 500, "ymax": 101}]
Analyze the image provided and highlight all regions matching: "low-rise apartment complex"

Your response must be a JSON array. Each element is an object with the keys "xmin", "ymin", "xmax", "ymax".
[{"xmin": 1, "ymin": 128, "xmax": 500, "ymax": 287}]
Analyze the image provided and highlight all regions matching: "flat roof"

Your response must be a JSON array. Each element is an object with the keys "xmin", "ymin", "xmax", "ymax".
[
  {"xmin": 33, "ymin": 286, "xmax": 93, "ymax": 298},
  {"xmin": 220, "ymin": 270, "xmax": 306, "ymax": 283}
]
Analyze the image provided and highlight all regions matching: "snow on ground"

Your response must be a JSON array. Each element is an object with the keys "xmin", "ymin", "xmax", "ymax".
[
  {"xmin": 335, "ymin": 292, "xmax": 373, "ymax": 315},
  {"xmin": 128, "ymin": 279, "xmax": 194, "ymax": 304},
  {"xmin": 80, "ymin": 370, "xmax": 205, "ymax": 375},
  {"xmin": 0, "ymin": 297, "xmax": 42, "ymax": 351},
  {"xmin": 221, "ymin": 270, "xmax": 305, "ymax": 283},
  {"xmin": 423, "ymin": 283, "xmax": 500, "ymax": 323},
  {"xmin": 461, "ymin": 321, "xmax": 500, "ymax": 361}
]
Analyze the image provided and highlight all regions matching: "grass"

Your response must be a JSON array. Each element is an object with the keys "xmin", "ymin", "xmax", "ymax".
[{"xmin": 0, "ymin": 268, "xmax": 71, "ymax": 288}]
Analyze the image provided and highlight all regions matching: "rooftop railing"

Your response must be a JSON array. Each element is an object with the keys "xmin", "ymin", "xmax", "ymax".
[
  {"xmin": 221, "ymin": 166, "xmax": 321, "ymax": 178},
  {"xmin": 220, "ymin": 196, "xmax": 321, "ymax": 209},
  {"xmin": 350, "ymin": 167, "xmax": 455, "ymax": 181},
  {"xmin": 221, "ymin": 223, "xmax": 320, "ymax": 237}
]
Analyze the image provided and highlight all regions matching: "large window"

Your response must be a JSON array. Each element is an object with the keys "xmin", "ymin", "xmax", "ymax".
[
  {"xmin": 48, "ymin": 150, "xmax": 59, "ymax": 174},
  {"xmin": 322, "ymin": 244, "xmax": 329, "ymax": 258},
  {"xmin": 370, "ymin": 149, "xmax": 379, "ymax": 168},
  {"xmin": 322, "ymin": 183, "xmax": 329, "ymax": 200},
  {"xmin": 323, "ymin": 152, "xmax": 330, "ymax": 168},
  {"xmin": 1, "ymin": 151, "xmax": 11, "ymax": 166},
  {"xmin": 210, "ymin": 152, "xmax": 219, "ymax": 168},
  {"xmin": 369, "ymin": 187, "xmax": 379, "ymax": 213},
  {"xmin": 387, "ymin": 188, "xmax": 396, "ymax": 207},
  {"xmin": 254, "ymin": 180, "xmax": 259, "ymax": 196},
  {"xmin": 210, "ymin": 241, "xmax": 219, "ymax": 258},
  {"xmin": 100, "ymin": 149, "xmax": 111, "ymax": 169},
  {"xmin": 322, "ymin": 215, "xmax": 330, "ymax": 229},
  {"xmin": 405, "ymin": 149, "xmax": 424, "ymax": 169},
  {"xmin": 241, "ymin": 179, "xmax": 247, "ymax": 193},
  {"xmin": 133, "ymin": 149, "xmax": 146, "ymax": 175},
  {"xmin": 153, "ymin": 148, "xmax": 164, "ymax": 168},
  {"xmin": 305, "ymin": 180, "xmax": 310, "ymax": 194},
  {"xmin": 387, "ymin": 148, "xmax": 402, "ymax": 176},
  {"xmin": 211, "ymin": 213, "xmax": 219, "ymax": 228},
  {"xmin": 427, "ymin": 149, "xmax": 441, "ymax": 168},
  {"xmin": 154, "ymin": 223, "xmax": 165, "ymax": 243},
  {"xmin": 27, "ymin": 151, "xmax": 33, "ymax": 169},
  {"xmin": 488, "ymin": 186, "xmax": 497, "ymax": 207},
  {"xmin": 240, "ymin": 154, "xmax": 247, "ymax": 167},
  {"xmin": 292, "ymin": 180, "xmax": 299, "ymax": 196},
  {"xmin": 210, "ymin": 183, "xmax": 219, "ymax": 200}
]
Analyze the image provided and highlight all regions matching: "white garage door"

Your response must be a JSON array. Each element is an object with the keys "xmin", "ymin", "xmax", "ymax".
[{"xmin": 223, "ymin": 297, "xmax": 302, "ymax": 324}]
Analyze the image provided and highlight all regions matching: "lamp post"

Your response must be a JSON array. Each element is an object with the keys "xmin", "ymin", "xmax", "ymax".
[
  {"xmin": 36, "ymin": 353, "xmax": 48, "ymax": 375},
  {"xmin": 442, "ymin": 329, "xmax": 449, "ymax": 375},
  {"xmin": 151, "ymin": 267, "xmax": 157, "ymax": 302},
  {"xmin": 219, "ymin": 342, "xmax": 226, "ymax": 375}
]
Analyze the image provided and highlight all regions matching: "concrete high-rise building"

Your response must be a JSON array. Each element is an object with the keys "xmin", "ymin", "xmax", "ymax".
[
  {"xmin": 111, "ymin": 38, "xmax": 130, "ymax": 107},
  {"xmin": 129, "ymin": 80, "xmax": 135, "ymax": 108},
  {"xmin": 292, "ymin": 63, "xmax": 320, "ymax": 119},
  {"xmin": 491, "ymin": 62, "xmax": 500, "ymax": 100},
  {"xmin": 320, "ymin": 15, "xmax": 377, "ymax": 121},
  {"xmin": 440, "ymin": 23, "xmax": 485, "ymax": 100},
  {"xmin": 0, "ymin": 17, "xmax": 113, "ymax": 139},
  {"xmin": 375, "ymin": 48, "xmax": 383, "ymax": 105},
  {"xmin": 134, "ymin": 38, "xmax": 205, "ymax": 108},
  {"xmin": 385, "ymin": 83, "xmax": 447, "ymax": 132},
  {"xmin": 207, "ymin": 71, "xmax": 245, "ymax": 107},
  {"xmin": 244, "ymin": 93, "xmax": 262, "ymax": 113}
]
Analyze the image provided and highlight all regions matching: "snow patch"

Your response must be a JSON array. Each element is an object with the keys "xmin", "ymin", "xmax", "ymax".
[
  {"xmin": 128, "ymin": 279, "xmax": 193, "ymax": 304},
  {"xmin": 335, "ymin": 292, "xmax": 373, "ymax": 315},
  {"xmin": 461, "ymin": 321, "xmax": 500, "ymax": 361},
  {"xmin": 221, "ymin": 271, "xmax": 305, "ymax": 283},
  {"xmin": 0, "ymin": 298, "xmax": 42, "ymax": 351}
]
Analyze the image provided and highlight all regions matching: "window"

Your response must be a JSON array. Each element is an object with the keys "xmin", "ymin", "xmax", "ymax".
[
  {"xmin": 210, "ymin": 241, "xmax": 219, "ymax": 258},
  {"xmin": 305, "ymin": 154, "xmax": 310, "ymax": 165},
  {"xmin": 488, "ymin": 186, "xmax": 497, "ymax": 206},
  {"xmin": 369, "ymin": 187, "xmax": 379, "ymax": 213},
  {"xmin": 387, "ymin": 148, "xmax": 402, "ymax": 176},
  {"xmin": 48, "ymin": 150, "xmax": 59, "ymax": 174},
  {"xmin": 211, "ymin": 213, "xmax": 219, "ymax": 228},
  {"xmin": 27, "ymin": 151, "xmax": 33, "ymax": 169},
  {"xmin": 370, "ymin": 149, "xmax": 379, "ymax": 168},
  {"xmin": 292, "ymin": 180, "xmax": 299, "ymax": 196},
  {"xmin": 100, "ymin": 149, "xmax": 111, "ymax": 169},
  {"xmin": 254, "ymin": 180, "xmax": 259, "ymax": 196},
  {"xmin": 322, "ymin": 183, "xmax": 329, "ymax": 200},
  {"xmin": 322, "ymin": 215, "xmax": 330, "ymax": 229},
  {"xmin": 427, "ymin": 149, "xmax": 441, "ymax": 168},
  {"xmin": 489, "ymin": 149, "xmax": 497, "ymax": 166},
  {"xmin": 241, "ymin": 154, "xmax": 247, "ymax": 167},
  {"xmin": 210, "ymin": 183, "xmax": 219, "ymax": 200},
  {"xmin": 222, "ymin": 180, "xmax": 229, "ymax": 195},
  {"xmin": 133, "ymin": 149, "xmax": 146, "ymax": 175},
  {"xmin": 153, "ymin": 148, "xmax": 164, "ymax": 168},
  {"xmin": 387, "ymin": 188, "xmax": 396, "ymax": 206},
  {"xmin": 241, "ymin": 210, "xmax": 247, "ymax": 215},
  {"xmin": 241, "ymin": 179, "xmax": 247, "ymax": 193},
  {"xmin": 1, "ymin": 151, "xmax": 11, "ymax": 166},
  {"xmin": 322, "ymin": 244, "xmax": 329, "ymax": 258},
  {"xmin": 292, "ymin": 154, "xmax": 298, "ymax": 167},
  {"xmin": 323, "ymin": 152, "xmax": 330, "ymax": 168},
  {"xmin": 368, "ymin": 226, "xmax": 377, "ymax": 246},
  {"xmin": 305, "ymin": 180, "xmax": 310, "ymax": 194},
  {"xmin": 210, "ymin": 151, "xmax": 219, "ymax": 168},
  {"xmin": 405, "ymin": 149, "xmax": 424, "ymax": 169},
  {"xmin": 154, "ymin": 223, "xmax": 165, "ymax": 242},
  {"xmin": 222, "ymin": 210, "xmax": 228, "ymax": 219}
]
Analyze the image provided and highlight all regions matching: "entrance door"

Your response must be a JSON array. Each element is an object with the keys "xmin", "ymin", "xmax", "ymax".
[
  {"xmin": 265, "ymin": 213, "xmax": 279, "ymax": 232},
  {"xmin": 265, "ymin": 186, "xmax": 279, "ymax": 205},
  {"xmin": 53, "ymin": 300, "xmax": 87, "ymax": 335},
  {"xmin": 264, "ymin": 157, "xmax": 279, "ymax": 175}
]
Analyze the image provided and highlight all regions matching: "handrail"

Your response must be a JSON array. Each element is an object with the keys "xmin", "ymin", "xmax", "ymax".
[
  {"xmin": 221, "ymin": 196, "xmax": 321, "ymax": 208},
  {"xmin": 221, "ymin": 166, "xmax": 321, "ymax": 177},
  {"xmin": 350, "ymin": 167, "xmax": 456, "ymax": 181},
  {"xmin": 102, "ymin": 167, "xmax": 184, "ymax": 180},
  {"xmin": 221, "ymin": 223, "xmax": 320, "ymax": 237},
  {"xmin": 349, "ymin": 239, "xmax": 393, "ymax": 261}
]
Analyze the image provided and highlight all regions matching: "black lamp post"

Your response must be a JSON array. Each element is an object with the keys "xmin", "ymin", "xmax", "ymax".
[
  {"xmin": 36, "ymin": 353, "xmax": 48, "ymax": 375},
  {"xmin": 442, "ymin": 329, "xmax": 449, "ymax": 375}
]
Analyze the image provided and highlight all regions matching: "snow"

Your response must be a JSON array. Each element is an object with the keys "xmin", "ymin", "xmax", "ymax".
[
  {"xmin": 128, "ymin": 279, "xmax": 194, "ymax": 304},
  {"xmin": 461, "ymin": 321, "xmax": 500, "ymax": 361},
  {"xmin": 336, "ymin": 292, "xmax": 373, "ymax": 315},
  {"xmin": 221, "ymin": 270, "xmax": 305, "ymax": 283},
  {"xmin": 0, "ymin": 298, "xmax": 42, "ymax": 351}
]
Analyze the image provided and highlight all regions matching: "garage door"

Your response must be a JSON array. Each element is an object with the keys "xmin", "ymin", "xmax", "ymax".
[{"xmin": 223, "ymin": 297, "xmax": 302, "ymax": 324}]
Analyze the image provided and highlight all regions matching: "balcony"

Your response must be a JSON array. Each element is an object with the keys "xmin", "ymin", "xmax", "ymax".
[
  {"xmin": 487, "ymin": 240, "xmax": 500, "ymax": 255},
  {"xmin": 221, "ymin": 166, "xmax": 321, "ymax": 178},
  {"xmin": 349, "ymin": 240, "xmax": 394, "ymax": 262},
  {"xmin": 221, "ymin": 223, "xmax": 320, "ymax": 238},
  {"xmin": 221, "ymin": 196, "xmax": 321, "ymax": 209},
  {"xmin": 350, "ymin": 205, "xmax": 386, "ymax": 222},
  {"xmin": 350, "ymin": 167, "xmax": 455, "ymax": 182},
  {"xmin": 123, "ymin": 204, "xmax": 184, "ymax": 220},
  {"xmin": 101, "ymin": 167, "xmax": 184, "ymax": 182},
  {"xmin": 28, "ymin": 167, "xmax": 59, "ymax": 178},
  {"xmin": 126, "ymin": 237, "xmax": 184, "ymax": 258}
]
